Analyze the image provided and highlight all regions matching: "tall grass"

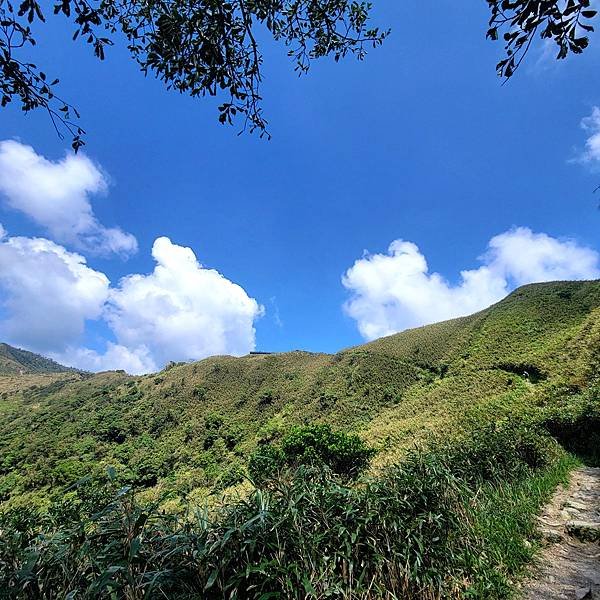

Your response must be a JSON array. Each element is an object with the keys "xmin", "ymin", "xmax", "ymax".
[
  {"xmin": 466, "ymin": 453, "xmax": 578, "ymax": 598},
  {"xmin": 0, "ymin": 420, "xmax": 578, "ymax": 599}
]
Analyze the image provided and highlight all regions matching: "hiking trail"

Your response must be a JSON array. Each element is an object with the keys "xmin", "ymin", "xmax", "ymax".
[{"xmin": 521, "ymin": 467, "xmax": 600, "ymax": 599}]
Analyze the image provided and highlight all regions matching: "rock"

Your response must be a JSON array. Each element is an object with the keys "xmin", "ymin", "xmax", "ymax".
[
  {"xmin": 540, "ymin": 527, "xmax": 563, "ymax": 543},
  {"xmin": 563, "ymin": 500, "xmax": 588, "ymax": 511},
  {"xmin": 566, "ymin": 521, "xmax": 600, "ymax": 543},
  {"xmin": 574, "ymin": 586, "xmax": 592, "ymax": 600}
]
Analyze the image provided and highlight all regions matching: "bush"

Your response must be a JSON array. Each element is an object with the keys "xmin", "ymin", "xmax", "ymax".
[
  {"xmin": 247, "ymin": 444, "xmax": 286, "ymax": 484},
  {"xmin": 192, "ymin": 385, "xmax": 206, "ymax": 399},
  {"xmin": 258, "ymin": 389, "xmax": 276, "ymax": 405},
  {"xmin": 248, "ymin": 424, "xmax": 375, "ymax": 484},
  {"xmin": 447, "ymin": 420, "xmax": 557, "ymax": 483},
  {"xmin": 0, "ymin": 421, "xmax": 565, "ymax": 599},
  {"xmin": 540, "ymin": 386, "xmax": 600, "ymax": 465},
  {"xmin": 216, "ymin": 462, "xmax": 245, "ymax": 490}
]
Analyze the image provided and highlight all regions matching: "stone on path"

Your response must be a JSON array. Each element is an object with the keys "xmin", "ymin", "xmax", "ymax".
[{"xmin": 521, "ymin": 467, "xmax": 600, "ymax": 600}]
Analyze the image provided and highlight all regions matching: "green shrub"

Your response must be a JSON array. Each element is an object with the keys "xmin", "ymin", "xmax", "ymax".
[
  {"xmin": 204, "ymin": 413, "xmax": 224, "ymax": 430},
  {"xmin": 540, "ymin": 385, "xmax": 600, "ymax": 465},
  {"xmin": 247, "ymin": 444, "xmax": 286, "ymax": 484},
  {"xmin": 0, "ymin": 422, "xmax": 563, "ymax": 599},
  {"xmin": 248, "ymin": 424, "xmax": 375, "ymax": 484},
  {"xmin": 258, "ymin": 389, "xmax": 276, "ymax": 405},
  {"xmin": 192, "ymin": 385, "xmax": 206, "ymax": 399},
  {"xmin": 447, "ymin": 420, "xmax": 557, "ymax": 483},
  {"xmin": 203, "ymin": 431, "xmax": 219, "ymax": 450},
  {"xmin": 216, "ymin": 462, "xmax": 245, "ymax": 490},
  {"xmin": 221, "ymin": 425, "xmax": 242, "ymax": 450}
]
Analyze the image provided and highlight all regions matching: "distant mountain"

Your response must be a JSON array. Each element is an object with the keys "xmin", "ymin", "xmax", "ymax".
[{"xmin": 0, "ymin": 343, "xmax": 75, "ymax": 375}]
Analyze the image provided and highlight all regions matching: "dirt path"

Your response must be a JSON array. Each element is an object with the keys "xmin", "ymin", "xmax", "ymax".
[{"xmin": 521, "ymin": 467, "xmax": 600, "ymax": 600}]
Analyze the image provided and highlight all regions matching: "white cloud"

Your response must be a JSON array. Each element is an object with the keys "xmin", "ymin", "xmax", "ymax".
[
  {"xmin": 0, "ymin": 231, "xmax": 262, "ymax": 374},
  {"xmin": 0, "ymin": 232, "xmax": 110, "ymax": 353},
  {"xmin": 58, "ymin": 343, "xmax": 157, "ymax": 375},
  {"xmin": 342, "ymin": 227, "xmax": 600, "ymax": 340},
  {"xmin": 531, "ymin": 38, "xmax": 558, "ymax": 73},
  {"xmin": 103, "ymin": 237, "xmax": 263, "ymax": 371},
  {"xmin": 0, "ymin": 140, "xmax": 137, "ymax": 257},
  {"xmin": 484, "ymin": 227, "xmax": 600, "ymax": 283},
  {"xmin": 574, "ymin": 106, "xmax": 600, "ymax": 166},
  {"xmin": 269, "ymin": 296, "xmax": 284, "ymax": 328},
  {"xmin": 0, "ymin": 141, "xmax": 261, "ymax": 374}
]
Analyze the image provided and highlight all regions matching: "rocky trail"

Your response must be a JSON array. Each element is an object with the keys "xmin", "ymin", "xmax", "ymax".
[{"xmin": 521, "ymin": 467, "xmax": 600, "ymax": 599}]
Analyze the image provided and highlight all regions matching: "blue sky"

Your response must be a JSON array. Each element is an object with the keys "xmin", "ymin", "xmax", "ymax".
[{"xmin": 0, "ymin": 1, "xmax": 599, "ymax": 373}]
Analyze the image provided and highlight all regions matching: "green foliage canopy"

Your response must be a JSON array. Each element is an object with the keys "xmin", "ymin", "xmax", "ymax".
[
  {"xmin": 248, "ymin": 423, "xmax": 375, "ymax": 484},
  {"xmin": 1, "ymin": 0, "xmax": 388, "ymax": 148},
  {"xmin": 486, "ymin": 0, "xmax": 597, "ymax": 77},
  {"xmin": 0, "ymin": 280, "xmax": 599, "ymax": 508},
  {"xmin": 0, "ymin": 419, "xmax": 578, "ymax": 598},
  {"xmin": 2, "ymin": 2, "xmax": 598, "ymax": 147}
]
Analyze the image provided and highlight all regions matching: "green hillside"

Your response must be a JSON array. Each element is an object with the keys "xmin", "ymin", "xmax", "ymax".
[
  {"xmin": 1, "ymin": 280, "xmax": 600, "ymax": 598},
  {"xmin": 0, "ymin": 343, "xmax": 76, "ymax": 375},
  {"xmin": 1, "ymin": 280, "xmax": 599, "ymax": 508}
]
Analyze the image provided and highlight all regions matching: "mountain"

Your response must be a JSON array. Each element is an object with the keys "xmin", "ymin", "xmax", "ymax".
[
  {"xmin": 0, "ymin": 280, "xmax": 599, "ymax": 507},
  {"xmin": 0, "ymin": 343, "xmax": 76, "ymax": 375}
]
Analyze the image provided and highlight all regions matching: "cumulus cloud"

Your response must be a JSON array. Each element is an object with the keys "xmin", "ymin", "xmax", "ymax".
[
  {"xmin": 342, "ymin": 227, "xmax": 600, "ymax": 340},
  {"xmin": 0, "ymin": 140, "xmax": 137, "ymax": 256},
  {"xmin": 103, "ymin": 237, "xmax": 263, "ymax": 371},
  {"xmin": 574, "ymin": 106, "xmax": 600, "ymax": 166},
  {"xmin": 0, "ymin": 230, "xmax": 262, "ymax": 374},
  {"xmin": 0, "ymin": 231, "xmax": 110, "ymax": 353},
  {"xmin": 58, "ymin": 343, "xmax": 157, "ymax": 375}
]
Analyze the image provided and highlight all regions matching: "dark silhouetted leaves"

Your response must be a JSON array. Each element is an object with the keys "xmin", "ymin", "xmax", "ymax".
[{"xmin": 0, "ymin": 0, "xmax": 388, "ymax": 147}]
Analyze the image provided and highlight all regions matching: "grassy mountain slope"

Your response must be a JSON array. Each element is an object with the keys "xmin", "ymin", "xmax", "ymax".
[
  {"xmin": 1, "ymin": 280, "xmax": 599, "ymax": 508},
  {"xmin": 0, "ymin": 343, "xmax": 75, "ymax": 375}
]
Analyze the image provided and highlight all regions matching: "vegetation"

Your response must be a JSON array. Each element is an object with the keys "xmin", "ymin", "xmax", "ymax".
[
  {"xmin": 0, "ymin": 418, "xmax": 585, "ymax": 598},
  {"xmin": 486, "ymin": 0, "xmax": 597, "ymax": 78},
  {"xmin": 1, "ymin": 0, "xmax": 387, "ymax": 147},
  {"xmin": 0, "ymin": 280, "xmax": 599, "ymax": 597},
  {"xmin": 539, "ymin": 385, "xmax": 600, "ymax": 465},
  {"xmin": 0, "ymin": 343, "xmax": 76, "ymax": 375},
  {"xmin": 2, "ymin": 1, "xmax": 597, "ymax": 146},
  {"xmin": 248, "ymin": 423, "xmax": 376, "ymax": 484},
  {"xmin": 0, "ymin": 280, "xmax": 598, "ymax": 508}
]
